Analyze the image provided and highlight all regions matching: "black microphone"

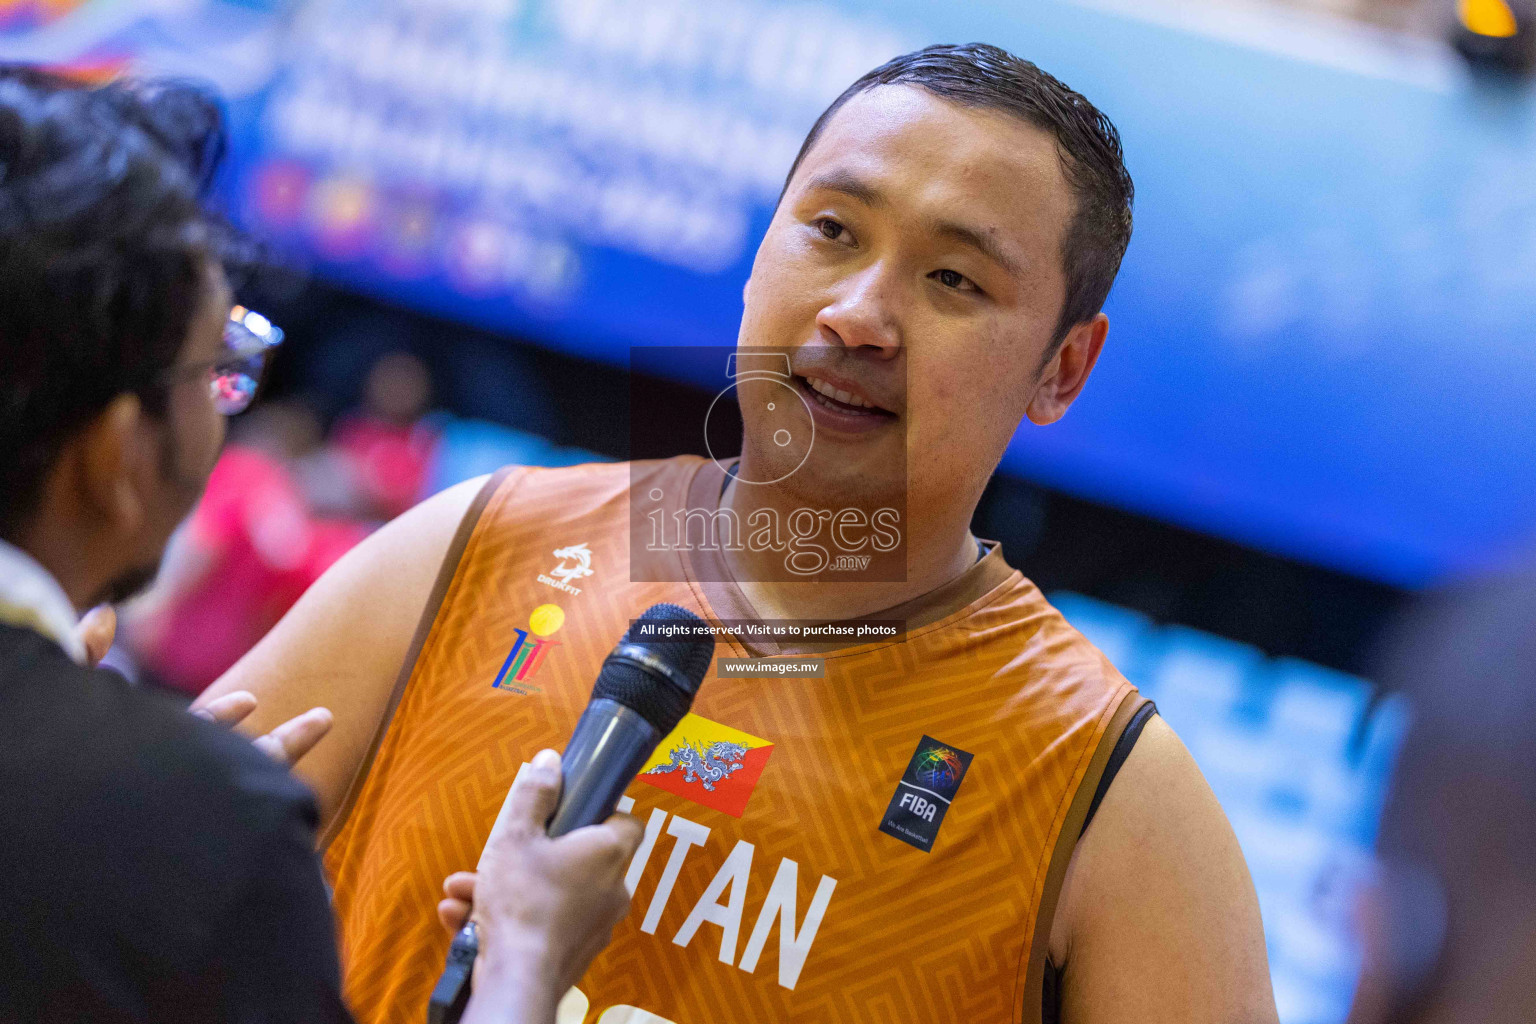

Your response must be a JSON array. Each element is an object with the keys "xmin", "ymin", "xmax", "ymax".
[{"xmin": 428, "ymin": 603, "xmax": 715, "ymax": 1024}]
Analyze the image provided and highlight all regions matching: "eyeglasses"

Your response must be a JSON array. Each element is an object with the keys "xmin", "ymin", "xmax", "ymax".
[{"xmin": 161, "ymin": 306, "xmax": 286, "ymax": 416}]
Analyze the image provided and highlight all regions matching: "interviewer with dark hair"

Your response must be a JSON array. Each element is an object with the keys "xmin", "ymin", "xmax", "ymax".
[{"xmin": 0, "ymin": 67, "xmax": 641, "ymax": 1023}]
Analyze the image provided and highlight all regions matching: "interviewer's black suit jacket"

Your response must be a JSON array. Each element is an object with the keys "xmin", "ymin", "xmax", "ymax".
[{"xmin": 0, "ymin": 623, "xmax": 352, "ymax": 1023}]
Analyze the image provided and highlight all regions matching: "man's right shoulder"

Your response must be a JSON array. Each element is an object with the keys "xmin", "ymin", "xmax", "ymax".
[
  {"xmin": 367, "ymin": 457, "xmax": 699, "ymax": 560},
  {"xmin": 0, "ymin": 625, "xmax": 313, "ymax": 903},
  {"xmin": 474, "ymin": 457, "xmax": 701, "ymax": 527},
  {"xmin": 203, "ymin": 456, "xmax": 701, "ymax": 830},
  {"xmin": 0, "ymin": 628, "xmax": 346, "ymax": 1020},
  {"xmin": 0, "ymin": 627, "xmax": 308, "ymax": 826}
]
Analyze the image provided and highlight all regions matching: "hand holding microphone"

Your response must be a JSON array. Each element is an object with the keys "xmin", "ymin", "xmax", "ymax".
[
  {"xmin": 446, "ymin": 749, "xmax": 642, "ymax": 1024},
  {"xmin": 429, "ymin": 604, "xmax": 716, "ymax": 1024}
]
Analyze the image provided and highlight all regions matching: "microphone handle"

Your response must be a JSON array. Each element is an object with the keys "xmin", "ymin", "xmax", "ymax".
[
  {"xmin": 547, "ymin": 698, "xmax": 662, "ymax": 837},
  {"xmin": 429, "ymin": 699, "xmax": 664, "ymax": 1023},
  {"xmin": 427, "ymin": 923, "xmax": 477, "ymax": 1024}
]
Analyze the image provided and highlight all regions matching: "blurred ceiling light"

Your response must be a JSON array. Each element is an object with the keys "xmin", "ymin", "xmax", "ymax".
[
  {"xmin": 1451, "ymin": 0, "xmax": 1533, "ymax": 72},
  {"xmin": 1458, "ymin": 0, "xmax": 1518, "ymax": 37}
]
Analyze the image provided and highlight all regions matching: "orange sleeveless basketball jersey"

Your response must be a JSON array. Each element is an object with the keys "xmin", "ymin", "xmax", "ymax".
[{"xmin": 324, "ymin": 457, "xmax": 1145, "ymax": 1024}]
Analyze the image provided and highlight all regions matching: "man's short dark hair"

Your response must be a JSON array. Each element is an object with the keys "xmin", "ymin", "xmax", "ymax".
[
  {"xmin": 0, "ymin": 68, "xmax": 235, "ymax": 542},
  {"xmin": 783, "ymin": 43, "xmax": 1135, "ymax": 349}
]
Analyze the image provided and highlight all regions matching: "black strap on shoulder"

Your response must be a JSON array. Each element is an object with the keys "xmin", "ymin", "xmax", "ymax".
[
  {"xmin": 1043, "ymin": 956, "xmax": 1063, "ymax": 1024},
  {"xmin": 1081, "ymin": 702, "xmax": 1158, "ymax": 838},
  {"xmin": 1042, "ymin": 701, "xmax": 1158, "ymax": 1024}
]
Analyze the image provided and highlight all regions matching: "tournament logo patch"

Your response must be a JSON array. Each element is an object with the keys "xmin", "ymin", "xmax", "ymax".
[
  {"xmin": 491, "ymin": 603, "xmax": 565, "ymax": 695},
  {"xmin": 879, "ymin": 735, "xmax": 974, "ymax": 852},
  {"xmin": 639, "ymin": 713, "xmax": 774, "ymax": 818}
]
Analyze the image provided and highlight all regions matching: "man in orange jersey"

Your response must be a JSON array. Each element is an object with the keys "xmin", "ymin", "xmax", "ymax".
[{"xmin": 204, "ymin": 44, "xmax": 1278, "ymax": 1024}]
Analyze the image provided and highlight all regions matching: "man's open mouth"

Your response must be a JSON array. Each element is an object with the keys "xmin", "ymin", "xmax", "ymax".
[{"xmin": 795, "ymin": 375, "xmax": 898, "ymax": 419}]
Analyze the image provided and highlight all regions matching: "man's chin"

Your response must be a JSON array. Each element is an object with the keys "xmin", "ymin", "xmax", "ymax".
[{"xmin": 766, "ymin": 461, "xmax": 904, "ymax": 511}]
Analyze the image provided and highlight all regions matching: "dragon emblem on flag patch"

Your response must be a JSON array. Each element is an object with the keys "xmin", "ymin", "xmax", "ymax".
[{"xmin": 638, "ymin": 714, "xmax": 772, "ymax": 817}]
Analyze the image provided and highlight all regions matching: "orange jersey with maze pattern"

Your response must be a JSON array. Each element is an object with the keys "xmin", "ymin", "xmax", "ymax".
[{"xmin": 324, "ymin": 457, "xmax": 1143, "ymax": 1024}]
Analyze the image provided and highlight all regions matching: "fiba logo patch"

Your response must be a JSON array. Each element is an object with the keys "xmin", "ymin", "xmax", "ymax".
[
  {"xmin": 879, "ymin": 735, "xmax": 974, "ymax": 852},
  {"xmin": 537, "ymin": 542, "xmax": 594, "ymax": 596}
]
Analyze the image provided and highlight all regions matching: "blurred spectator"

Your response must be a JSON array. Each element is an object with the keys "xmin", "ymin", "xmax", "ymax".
[
  {"xmin": 328, "ymin": 351, "xmax": 441, "ymax": 519},
  {"xmin": 124, "ymin": 347, "xmax": 613, "ymax": 693},
  {"xmin": 1348, "ymin": 563, "xmax": 1536, "ymax": 1024}
]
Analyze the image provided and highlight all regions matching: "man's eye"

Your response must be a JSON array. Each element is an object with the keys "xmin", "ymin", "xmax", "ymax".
[
  {"xmin": 932, "ymin": 268, "xmax": 980, "ymax": 293},
  {"xmin": 815, "ymin": 218, "xmax": 850, "ymax": 244}
]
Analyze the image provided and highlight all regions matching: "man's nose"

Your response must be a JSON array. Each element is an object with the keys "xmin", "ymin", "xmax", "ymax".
[{"xmin": 813, "ymin": 263, "xmax": 903, "ymax": 359}]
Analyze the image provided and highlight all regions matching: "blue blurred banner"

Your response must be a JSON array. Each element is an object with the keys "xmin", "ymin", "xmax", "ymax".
[{"xmin": 5, "ymin": 0, "xmax": 1535, "ymax": 587}]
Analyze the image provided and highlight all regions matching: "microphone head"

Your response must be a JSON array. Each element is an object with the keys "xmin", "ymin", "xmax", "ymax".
[
  {"xmin": 621, "ymin": 603, "xmax": 716, "ymax": 688},
  {"xmin": 593, "ymin": 603, "xmax": 715, "ymax": 736}
]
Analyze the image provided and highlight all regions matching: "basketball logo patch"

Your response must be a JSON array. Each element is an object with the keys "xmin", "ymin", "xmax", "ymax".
[{"xmin": 879, "ymin": 735, "xmax": 974, "ymax": 852}]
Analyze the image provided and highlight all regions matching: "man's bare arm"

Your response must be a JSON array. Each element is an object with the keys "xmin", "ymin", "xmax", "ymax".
[
  {"xmin": 1051, "ymin": 715, "xmax": 1279, "ymax": 1024},
  {"xmin": 194, "ymin": 474, "xmax": 490, "ymax": 835}
]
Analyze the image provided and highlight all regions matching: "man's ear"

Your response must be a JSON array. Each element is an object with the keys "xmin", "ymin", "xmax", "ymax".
[
  {"xmin": 74, "ymin": 394, "xmax": 149, "ymax": 535},
  {"xmin": 742, "ymin": 275, "xmax": 752, "ymax": 306},
  {"xmin": 1026, "ymin": 313, "xmax": 1109, "ymax": 426}
]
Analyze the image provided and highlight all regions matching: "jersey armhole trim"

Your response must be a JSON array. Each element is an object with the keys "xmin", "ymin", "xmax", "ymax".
[
  {"xmin": 319, "ymin": 467, "xmax": 516, "ymax": 851},
  {"xmin": 1081, "ymin": 701, "xmax": 1158, "ymax": 838},
  {"xmin": 1018, "ymin": 689, "xmax": 1151, "ymax": 1023}
]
